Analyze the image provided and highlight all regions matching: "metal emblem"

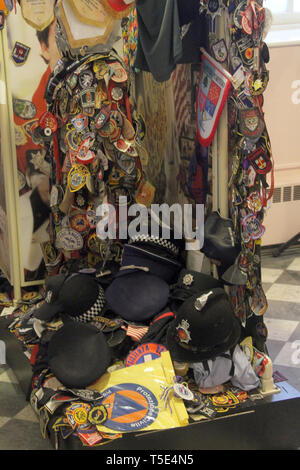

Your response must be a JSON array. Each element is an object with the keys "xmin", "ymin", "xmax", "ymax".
[
  {"xmin": 176, "ymin": 319, "xmax": 192, "ymax": 345},
  {"xmin": 194, "ymin": 291, "xmax": 213, "ymax": 311},
  {"xmin": 182, "ymin": 274, "xmax": 194, "ymax": 286}
]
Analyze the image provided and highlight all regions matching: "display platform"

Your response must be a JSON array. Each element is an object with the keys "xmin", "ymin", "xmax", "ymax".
[{"xmin": 1, "ymin": 316, "xmax": 300, "ymax": 451}]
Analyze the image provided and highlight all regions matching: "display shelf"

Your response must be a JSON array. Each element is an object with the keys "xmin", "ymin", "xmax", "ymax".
[{"xmin": 1, "ymin": 316, "xmax": 299, "ymax": 451}]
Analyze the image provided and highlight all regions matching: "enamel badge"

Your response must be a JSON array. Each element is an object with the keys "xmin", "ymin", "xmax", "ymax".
[{"xmin": 176, "ymin": 319, "xmax": 191, "ymax": 345}]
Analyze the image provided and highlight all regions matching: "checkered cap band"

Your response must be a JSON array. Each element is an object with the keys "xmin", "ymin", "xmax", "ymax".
[
  {"xmin": 73, "ymin": 286, "xmax": 106, "ymax": 323},
  {"xmin": 129, "ymin": 235, "xmax": 179, "ymax": 256}
]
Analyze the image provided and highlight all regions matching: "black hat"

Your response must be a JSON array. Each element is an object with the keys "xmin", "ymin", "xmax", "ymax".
[
  {"xmin": 105, "ymin": 270, "xmax": 170, "ymax": 322},
  {"xmin": 33, "ymin": 273, "xmax": 106, "ymax": 323},
  {"xmin": 119, "ymin": 244, "xmax": 182, "ymax": 284},
  {"xmin": 47, "ymin": 320, "xmax": 112, "ymax": 389},
  {"xmin": 201, "ymin": 211, "xmax": 239, "ymax": 268},
  {"xmin": 166, "ymin": 288, "xmax": 241, "ymax": 362},
  {"xmin": 171, "ymin": 269, "xmax": 223, "ymax": 302}
]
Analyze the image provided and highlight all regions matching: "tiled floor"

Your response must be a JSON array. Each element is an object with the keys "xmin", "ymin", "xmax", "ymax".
[
  {"xmin": 0, "ymin": 249, "xmax": 299, "ymax": 450},
  {"xmin": 261, "ymin": 248, "xmax": 300, "ymax": 393}
]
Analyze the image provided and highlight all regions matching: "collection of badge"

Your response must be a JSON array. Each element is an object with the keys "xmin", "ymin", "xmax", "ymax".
[
  {"xmin": 200, "ymin": 0, "xmax": 272, "ymax": 330},
  {"xmin": 39, "ymin": 48, "xmax": 148, "ymax": 274}
]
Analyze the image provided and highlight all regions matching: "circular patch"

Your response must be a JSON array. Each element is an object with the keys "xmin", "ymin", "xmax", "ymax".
[
  {"xmin": 125, "ymin": 343, "xmax": 167, "ymax": 367},
  {"xmin": 88, "ymin": 405, "xmax": 108, "ymax": 425},
  {"xmin": 99, "ymin": 383, "xmax": 158, "ymax": 432}
]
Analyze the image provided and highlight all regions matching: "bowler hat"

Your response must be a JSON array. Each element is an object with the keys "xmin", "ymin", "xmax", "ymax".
[
  {"xmin": 33, "ymin": 273, "xmax": 106, "ymax": 323},
  {"xmin": 166, "ymin": 288, "xmax": 241, "ymax": 362},
  {"xmin": 47, "ymin": 320, "xmax": 112, "ymax": 388}
]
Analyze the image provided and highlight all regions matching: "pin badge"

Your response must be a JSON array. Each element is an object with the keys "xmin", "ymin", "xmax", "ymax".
[{"xmin": 183, "ymin": 274, "xmax": 194, "ymax": 286}]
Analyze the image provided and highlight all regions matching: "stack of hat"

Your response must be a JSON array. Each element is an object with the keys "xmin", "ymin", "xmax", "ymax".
[
  {"xmin": 33, "ymin": 273, "xmax": 106, "ymax": 324},
  {"xmin": 105, "ymin": 219, "xmax": 184, "ymax": 324},
  {"xmin": 32, "ymin": 272, "xmax": 113, "ymax": 388}
]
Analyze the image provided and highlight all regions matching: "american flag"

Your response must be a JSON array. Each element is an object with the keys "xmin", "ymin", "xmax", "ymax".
[
  {"xmin": 171, "ymin": 64, "xmax": 191, "ymax": 138},
  {"xmin": 122, "ymin": 324, "xmax": 149, "ymax": 342}
]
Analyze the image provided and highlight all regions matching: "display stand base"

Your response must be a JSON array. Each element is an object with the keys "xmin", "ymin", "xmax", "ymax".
[{"xmin": 1, "ymin": 317, "xmax": 300, "ymax": 451}]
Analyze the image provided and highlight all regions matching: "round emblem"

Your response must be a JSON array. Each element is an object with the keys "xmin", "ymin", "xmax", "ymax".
[
  {"xmin": 70, "ymin": 213, "xmax": 90, "ymax": 233},
  {"xmin": 88, "ymin": 405, "xmax": 108, "ymax": 425},
  {"xmin": 207, "ymin": 0, "xmax": 220, "ymax": 14},
  {"xmin": 73, "ymin": 407, "xmax": 89, "ymax": 425},
  {"xmin": 109, "ymin": 61, "xmax": 128, "ymax": 83},
  {"xmin": 233, "ymin": 1, "xmax": 248, "ymax": 29},
  {"xmin": 79, "ymin": 69, "xmax": 94, "ymax": 88},
  {"xmin": 111, "ymin": 87, "xmax": 124, "ymax": 102},
  {"xmin": 99, "ymin": 383, "xmax": 158, "ymax": 432},
  {"xmin": 173, "ymin": 383, "xmax": 194, "ymax": 401},
  {"xmin": 182, "ymin": 274, "xmax": 194, "ymax": 286},
  {"xmin": 55, "ymin": 228, "xmax": 84, "ymax": 251}
]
